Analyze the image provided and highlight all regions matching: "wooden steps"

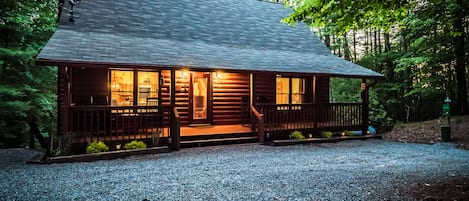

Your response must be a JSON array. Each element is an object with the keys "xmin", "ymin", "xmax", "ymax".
[{"xmin": 181, "ymin": 132, "xmax": 258, "ymax": 148}]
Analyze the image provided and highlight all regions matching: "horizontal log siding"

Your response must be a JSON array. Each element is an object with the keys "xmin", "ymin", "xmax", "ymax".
[
  {"xmin": 71, "ymin": 67, "xmax": 109, "ymax": 105},
  {"xmin": 212, "ymin": 72, "xmax": 250, "ymax": 125},
  {"xmin": 161, "ymin": 70, "xmax": 172, "ymax": 127},
  {"xmin": 253, "ymin": 72, "xmax": 276, "ymax": 104},
  {"xmin": 316, "ymin": 76, "xmax": 330, "ymax": 104}
]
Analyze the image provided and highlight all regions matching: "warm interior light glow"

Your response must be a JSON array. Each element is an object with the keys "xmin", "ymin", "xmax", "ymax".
[
  {"xmin": 181, "ymin": 71, "xmax": 188, "ymax": 77},
  {"xmin": 215, "ymin": 72, "xmax": 222, "ymax": 79}
]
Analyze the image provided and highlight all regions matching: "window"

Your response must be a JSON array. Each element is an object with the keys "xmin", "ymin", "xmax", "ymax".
[
  {"xmin": 276, "ymin": 77, "xmax": 305, "ymax": 105},
  {"xmin": 110, "ymin": 70, "xmax": 159, "ymax": 106}
]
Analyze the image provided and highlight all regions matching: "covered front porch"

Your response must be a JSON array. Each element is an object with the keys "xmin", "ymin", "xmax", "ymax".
[{"xmin": 66, "ymin": 100, "xmax": 371, "ymax": 152}]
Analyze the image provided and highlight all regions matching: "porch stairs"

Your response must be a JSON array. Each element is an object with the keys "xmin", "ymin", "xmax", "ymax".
[{"xmin": 180, "ymin": 132, "xmax": 258, "ymax": 148}]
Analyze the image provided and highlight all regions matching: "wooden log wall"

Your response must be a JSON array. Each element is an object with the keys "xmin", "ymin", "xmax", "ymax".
[
  {"xmin": 316, "ymin": 76, "xmax": 330, "ymax": 104},
  {"xmin": 253, "ymin": 72, "xmax": 276, "ymax": 104},
  {"xmin": 70, "ymin": 67, "xmax": 109, "ymax": 105},
  {"xmin": 212, "ymin": 72, "xmax": 250, "ymax": 125},
  {"xmin": 161, "ymin": 70, "xmax": 250, "ymax": 126}
]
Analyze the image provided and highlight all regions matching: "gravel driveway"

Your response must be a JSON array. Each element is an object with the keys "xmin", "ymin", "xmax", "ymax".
[{"xmin": 1, "ymin": 140, "xmax": 468, "ymax": 200}]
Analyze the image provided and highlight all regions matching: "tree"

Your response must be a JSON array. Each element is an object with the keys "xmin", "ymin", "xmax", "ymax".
[
  {"xmin": 281, "ymin": 0, "xmax": 468, "ymax": 120},
  {"xmin": 0, "ymin": 0, "xmax": 57, "ymax": 148}
]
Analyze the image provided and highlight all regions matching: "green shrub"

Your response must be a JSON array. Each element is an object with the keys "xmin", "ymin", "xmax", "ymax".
[
  {"xmin": 290, "ymin": 130, "xmax": 305, "ymax": 140},
  {"xmin": 321, "ymin": 131, "xmax": 333, "ymax": 138},
  {"xmin": 344, "ymin": 130, "xmax": 354, "ymax": 136},
  {"xmin": 124, "ymin": 140, "xmax": 147, "ymax": 150},
  {"xmin": 86, "ymin": 141, "xmax": 109, "ymax": 154}
]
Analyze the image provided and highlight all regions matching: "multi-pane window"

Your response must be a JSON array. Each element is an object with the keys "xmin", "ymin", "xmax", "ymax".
[
  {"xmin": 276, "ymin": 77, "xmax": 304, "ymax": 105},
  {"xmin": 110, "ymin": 70, "xmax": 159, "ymax": 106}
]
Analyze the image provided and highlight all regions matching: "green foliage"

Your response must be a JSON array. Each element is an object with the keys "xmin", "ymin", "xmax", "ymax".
[
  {"xmin": 290, "ymin": 130, "xmax": 305, "ymax": 140},
  {"xmin": 124, "ymin": 140, "xmax": 147, "ymax": 150},
  {"xmin": 283, "ymin": 0, "xmax": 469, "ymax": 122},
  {"xmin": 331, "ymin": 78, "xmax": 361, "ymax": 103},
  {"xmin": 281, "ymin": 0, "xmax": 412, "ymax": 35},
  {"xmin": 86, "ymin": 141, "xmax": 109, "ymax": 154},
  {"xmin": 321, "ymin": 131, "xmax": 333, "ymax": 138},
  {"xmin": 343, "ymin": 130, "xmax": 354, "ymax": 136},
  {"xmin": 0, "ymin": 0, "xmax": 57, "ymax": 148}
]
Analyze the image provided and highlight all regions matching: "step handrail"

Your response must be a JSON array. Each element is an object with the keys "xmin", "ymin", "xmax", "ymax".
[{"xmin": 250, "ymin": 104, "xmax": 265, "ymax": 143}]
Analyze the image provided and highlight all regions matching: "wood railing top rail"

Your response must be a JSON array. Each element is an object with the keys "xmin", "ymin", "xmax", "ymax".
[
  {"xmin": 173, "ymin": 107, "xmax": 180, "ymax": 119},
  {"xmin": 250, "ymin": 104, "xmax": 265, "ymax": 143},
  {"xmin": 255, "ymin": 102, "xmax": 362, "ymax": 107},
  {"xmin": 250, "ymin": 104, "xmax": 263, "ymax": 118}
]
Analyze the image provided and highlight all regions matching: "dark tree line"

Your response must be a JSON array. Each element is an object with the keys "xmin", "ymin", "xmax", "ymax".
[
  {"xmin": 0, "ymin": 0, "xmax": 57, "ymax": 148},
  {"xmin": 283, "ymin": 0, "xmax": 468, "ymax": 129}
]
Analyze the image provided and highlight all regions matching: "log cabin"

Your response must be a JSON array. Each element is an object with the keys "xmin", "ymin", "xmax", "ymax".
[{"xmin": 36, "ymin": 0, "xmax": 383, "ymax": 153}]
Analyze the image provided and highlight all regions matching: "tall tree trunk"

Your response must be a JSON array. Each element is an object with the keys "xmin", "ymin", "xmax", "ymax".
[
  {"xmin": 324, "ymin": 26, "xmax": 331, "ymax": 48},
  {"xmin": 378, "ymin": 29, "xmax": 382, "ymax": 53},
  {"xmin": 369, "ymin": 30, "xmax": 374, "ymax": 55},
  {"xmin": 353, "ymin": 30, "xmax": 357, "ymax": 62},
  {"xmin": 400, "ymin": 29, "xmax": 408, "ymax": 51},
  {"xmin": 373, "ymin": 30, "xmax": 378, "ymax": 54},
  {"xmin": 453, "ymin": 0, "xmax": 468, "ymax": 114},
  {"xmin": 332, "ymin": 34, "xmax": 336, "ymax": 55},
  {"xmin": 365, "ymin": 30, "xmax": 369, "ymax": 54},
  {"xmin": 344, "ymin": 35, "xmax": 351, "ymax": 61},
  {"xmin": 337, "ymin": 37, "xmax": 342, "ymax": 57},
  {"xmin": 384, "ymin": 32, "xmax": 391, "ymax": 52}
]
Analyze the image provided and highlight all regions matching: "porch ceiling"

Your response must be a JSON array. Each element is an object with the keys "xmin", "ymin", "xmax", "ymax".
[{"xmin": 36, "ymin": 0, "xmax": 383, "ymax": 79}]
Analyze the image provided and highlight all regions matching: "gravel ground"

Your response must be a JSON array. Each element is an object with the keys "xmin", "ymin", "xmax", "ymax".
[{"xmin": 1, "ymin": 140, "xmax": 469, "ymax": 201}]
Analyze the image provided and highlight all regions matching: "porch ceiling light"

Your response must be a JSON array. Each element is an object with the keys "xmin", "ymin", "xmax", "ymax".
[
  {"xmin": 181, "ymin": 71, "xmax": 188, "ymax": 77},
  {"xmin": 215, "ymin": 72, "xmax": 222, "ymax": 79}
]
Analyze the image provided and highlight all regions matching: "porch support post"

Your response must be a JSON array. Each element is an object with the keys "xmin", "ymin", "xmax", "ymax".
[
  {"xmin": 170, "ymin": 69, "xmax": 180, "ymax": 150},
  {"xmin": 361, "ymin": 79, "xmax": 369, "ymax": 135},
  {"xmin": 312, "ymin": 75, "xmax": 318, "ymax": 136},
  {"xmin": 58, "ymin": 66, "xmax": 71, "ymax": 136}
]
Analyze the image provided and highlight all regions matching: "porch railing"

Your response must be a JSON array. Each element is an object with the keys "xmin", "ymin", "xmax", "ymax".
[
  {"xmin": 69, "ymin": 105, "xmax": 164, "ymax": 145},
  {"xmin": 250, "ymin": 104, "xmax": 265, "ymax": 143},
  {"xmin": 170, "ymin": 107, "xmax": 181, "ymax": 150},
  {"xmin": 254, "ymin": 103, "xmax": 363, "ymax": 139}
]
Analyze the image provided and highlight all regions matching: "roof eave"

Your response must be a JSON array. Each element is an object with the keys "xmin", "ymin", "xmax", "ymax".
[{"xmin": 35, "ymin": 58, "xmax": 384, "ymax": 79}]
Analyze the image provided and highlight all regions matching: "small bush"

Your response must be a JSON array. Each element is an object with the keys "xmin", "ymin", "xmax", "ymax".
[
  {"xmin": 124, "ymin": 140, "xmax": 147, "ymax": 150},
  {"xmin": 344, "ymin": 130, "xmax": 354, "ymax": 136},
  {"xmin": 86, "ymin": 141, "xmax": 109, "ymax": 154},
  {"xmin": 321, "ymin": 131, "xmax": 333, "ymax": 138},
  {"xmin": 291, "ymin": 130, "xmax": 305, "ymax": 140}
]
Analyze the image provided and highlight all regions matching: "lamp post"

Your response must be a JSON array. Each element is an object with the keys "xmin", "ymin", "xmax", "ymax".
[{"xmin": 441, "ymin": 96, "xmax": 451, "ymax": 142}]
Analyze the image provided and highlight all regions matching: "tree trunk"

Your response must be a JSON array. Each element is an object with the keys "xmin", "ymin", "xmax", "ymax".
[
  {"xmin": 369, "ymin": 30, "xmax": 374, "ymax": 54},
  {"xmin": 337, "ymin": 36, "xmax": 342, "ymax": 57},
  {"xmin": 373, "ymin": 30, "xmax": 378, "ymax": 54},
  {"xmin": 344, "ymin": 35, "xmax": 351, "ymax": 61},
  {"xmin": 378, "ymin": 29, "xmax": 382, "ymax": 53},
  {"xmin": 453, "ymin": 0, "xmax": 468, "ymax": 114},
  {"xmin": 325, "ymin": 34, "xmax": 331, "ymax": 48},
  {"xmin": 400, "ymin": 29, "xmax": 408, "ymax": 51},
  {"xmin": 332, "ymin": 34, "xmax": 336, "ymax": 55},
  {"xmin": 384, "ymin": 32, "xmax": 391, "ymax": 52},
  {"xmin": 365, "ymin": 30, "xmax": 369, "ymax": 54},
  {"xmin": 353, "ymin": 30, "xmax": 357, "ymax": 62}
]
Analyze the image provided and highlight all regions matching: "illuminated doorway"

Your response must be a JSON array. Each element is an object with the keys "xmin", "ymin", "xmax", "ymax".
[{"xmin": 189, "ymin": 72, "xmax": 211, "ymax": 125}]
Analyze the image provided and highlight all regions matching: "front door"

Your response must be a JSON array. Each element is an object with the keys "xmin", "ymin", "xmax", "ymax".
[{"xmin": 189, "ymin": 72, "xmax": 211, "ymax": 125}]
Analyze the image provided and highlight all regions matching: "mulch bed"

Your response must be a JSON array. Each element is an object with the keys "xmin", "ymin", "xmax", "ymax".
[{"xmin": 383, "ymin": 115, "xmax": 469, "ymax": 149}]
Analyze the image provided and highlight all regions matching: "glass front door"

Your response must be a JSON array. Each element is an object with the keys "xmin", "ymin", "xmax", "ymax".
[{"xmin": 190, "ymin": 72, "xmax": 211, "ymax": 124}]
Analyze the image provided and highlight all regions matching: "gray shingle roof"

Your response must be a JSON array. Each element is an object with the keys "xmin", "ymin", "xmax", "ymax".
[{"xmin": 37, "ymin": 0, "xmax": 383, "ymax": 78}]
